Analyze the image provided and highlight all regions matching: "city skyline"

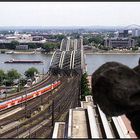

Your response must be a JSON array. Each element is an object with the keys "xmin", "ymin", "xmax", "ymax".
[{"xmin": 0, "ymin": 2, "xmax": 140, "ymax": 27}]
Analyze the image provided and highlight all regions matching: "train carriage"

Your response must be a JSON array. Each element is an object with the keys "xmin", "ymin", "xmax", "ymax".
[{"xmin": 0, "ymin": 80, "xmax": 61, "ymax": 111}]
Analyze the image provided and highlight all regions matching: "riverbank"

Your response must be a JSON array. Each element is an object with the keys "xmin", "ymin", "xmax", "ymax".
[
  {"xmin": 85, "ymin": 52, "xmax": 140, "ymax": 55},
  {"xmin": 2, "ymin": 48, "xmax": 140, "ymax": 55},
  {"xmin": 0, "ymin": 49, "xmax": 54, "ymax": 55},
  {"xmin": 7, "ymin": 51, "xmax": 38, "ymax": 54},
  {"xmin": 84, "ymin": 49, "xmax": 140, "ymax": 55}
]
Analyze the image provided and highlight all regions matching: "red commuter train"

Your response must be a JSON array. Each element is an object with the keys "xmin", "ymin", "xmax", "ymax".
[{"xmin": 0, "ymin": 80, "xmax": 61, "ymax": 111}]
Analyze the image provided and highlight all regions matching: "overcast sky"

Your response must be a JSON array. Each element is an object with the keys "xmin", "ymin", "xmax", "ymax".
[{"xmin": 0, "ymin": 2, "xmax": 140, "ymax": 26}]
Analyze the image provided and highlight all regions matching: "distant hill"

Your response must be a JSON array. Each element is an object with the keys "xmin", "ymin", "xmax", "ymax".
[
  {"xmin": 0, "ymin": 25, "xmax": 139, "ymax": 31},
  {"xmin": 0, "ymin": 25, "xmax": 124, "ymax": 31}
]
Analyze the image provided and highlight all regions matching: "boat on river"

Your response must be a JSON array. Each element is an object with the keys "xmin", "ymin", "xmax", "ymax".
[{"xmin": 4, "ymin": 59, "xmax": 43, "ymax": 64}]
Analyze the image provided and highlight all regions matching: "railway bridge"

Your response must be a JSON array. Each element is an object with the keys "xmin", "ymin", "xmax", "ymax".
[
  {"xmin": 0, "ymin": 36, "xmax": 137, "ymax": 138},
  {"xmin": 0, "ymin": 36, "xmax": 84, "ymax": 138},
  {"xmin": 49, "ymin": 37, "xmax": 84, "ymax": 76}
]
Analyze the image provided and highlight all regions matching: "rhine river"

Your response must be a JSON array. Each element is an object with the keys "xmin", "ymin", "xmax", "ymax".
[{"xmin": 0, "ymin": 53, "xmax": 139, "ymax": 76}]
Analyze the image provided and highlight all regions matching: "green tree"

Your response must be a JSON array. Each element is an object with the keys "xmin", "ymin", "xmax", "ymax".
[
  {"xmin": 28, "ymin": 43, "xmax": 37, "ymax": 49},
  {"xmin": 70, "ymin": 33, "xmax": 80, "ymax": 39},
  {"xmin": 56, "ymin": 34, "xmax": 66, "ymax": 41},
  {"xmin": 88, "ymin": 35, "xmax": 104, "ymax": 45},
  {"xmin": 137, "ymin": 38, "xmax": 140, "ymax": 47},
  {"xmin": 42, "ymin": 42, "xmax": 60, "ymax": 53},
  {"xmin": 81, "ymin": 72, "xmax": 90, "ymax": 101},
  {"xmin": 0, "ymin": 70, "xmax": 5, "ymax": 86},
  {"xmin": 4, "ymin": 79, "xmax": 13, "ymax": 86},
  {"xmin": 19, "ymin": 78, "xmax": 27, "ymax": 86},
  {"xmin": 24, "ymin": 67, "xmax": 39, "ymax": 79},
  {"xmin": 132, "ymin": 37, "xmax": 140, "ymax": 47},
  {"xmin": 132, "ymin": 47, "xmax": 139, "ymax": 51},
  {"xmin": 17, "ymin": 78, "xmax": 27, "ymax": 92},
  {"xmin": 4, "ymin": 69, "xmax": 21, "ymax": 86},
  {"xmin": 83, "ymin": 38, "xmax": 89, "ymax": 45},
  {"xmin": 7, "ymin": 69, "xmax": 21, "ymax": 81},
  {"xmin": 10, "ymin": 40, "xmax": 19, "ymax": 50}
]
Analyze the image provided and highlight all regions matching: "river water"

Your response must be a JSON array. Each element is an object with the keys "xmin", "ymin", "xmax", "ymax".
[
  {"xmin": 85, "ymin": 53, "xmax": 140, "ymax": 75},
  {"xmin": 0, "ymin": 53, "xmax": 52, "ymax": 76},
  {"xmin": 0, "ymin": 53, "xmax": 139, "ymax": 76}
]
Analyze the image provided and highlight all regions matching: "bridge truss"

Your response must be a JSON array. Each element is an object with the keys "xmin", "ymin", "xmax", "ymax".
[{"xmin": 49, "ymin": 37, "xmax": 84, "ymax": 76}]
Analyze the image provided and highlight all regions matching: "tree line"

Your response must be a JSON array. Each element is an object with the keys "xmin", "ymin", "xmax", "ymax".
[
  {"xmin": 81, "ymin": 72, "xmax": 91, "ymax": 101},
  {"xmin": 83, "ymin": 35, "xmax": 104, "ymax": 46},
  {"xmin": 0, "ymin": 67, "xmax": 39, "ymax": 87}
]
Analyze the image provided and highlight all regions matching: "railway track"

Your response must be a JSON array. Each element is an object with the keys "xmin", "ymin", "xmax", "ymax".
[
  {"xmin": 1, "ymin": 76, "xmax": 131, "ymax": 138},
  {"xmin": 0, "ymin": 75, "xmax": 76, "ymax": 138},
  {"xmin": 1, "ymin": 73, "xmax": 56, "ymax": 102},
  {"xmin": 0, "ymin": 75, "xmax": 61, "ymax": 115},
  {"xmin": 26, "ymin": 76, "xmax": 80, "ymax": 138},
  {"xmin": 0, "ymin": 75, "xmax": 80, "ymax": 138},
  {"xmin": 0, "ymin": 76, "xmax": 66, "ymax": 127}
]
